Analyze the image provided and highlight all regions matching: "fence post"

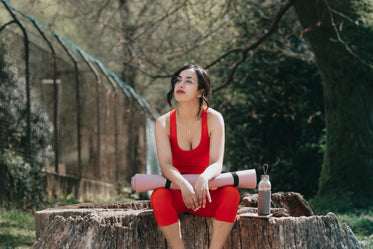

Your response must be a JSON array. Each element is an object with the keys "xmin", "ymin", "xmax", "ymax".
[
  {"xmin": 55, "ymin": 35, "xmax": 82, "ymax": 179},
  {"xmin": 95, "ymin": 65, "xmax": 125, "ymax": 192},
  {"xmin": 1, "ymin": 1, "xmax": 32, "ymax": 162},
  {"xmin": 27, "ymin": 16, "xmax": 59, "ymax": 174},
  {"xmin": 79, "ymin": 51, "xmax": 102, "ymax": 180}
]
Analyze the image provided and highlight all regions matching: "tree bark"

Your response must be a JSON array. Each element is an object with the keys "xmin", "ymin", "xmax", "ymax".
[
  {"xmin": 32, "ymin": 192, "xmax": 361, "ymax": 249},
  {"xmin": 293, "ymin": 0, "xmax": 373, "ymax": 207}
]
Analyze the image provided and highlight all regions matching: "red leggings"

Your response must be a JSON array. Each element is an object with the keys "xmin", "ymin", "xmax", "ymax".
[{"xmin": 150, "ymin": 186, "xmax": 240, "ymax": 226}]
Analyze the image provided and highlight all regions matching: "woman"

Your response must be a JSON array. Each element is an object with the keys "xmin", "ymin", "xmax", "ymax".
[{"xmin": 150, "ymin": 64, "xmax": 240, "ymax": 249}]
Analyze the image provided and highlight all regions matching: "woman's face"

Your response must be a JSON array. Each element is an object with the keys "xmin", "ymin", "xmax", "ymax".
[{"xmin": 174, "ymin": 69, "xmax": 202, "ymax": 103}]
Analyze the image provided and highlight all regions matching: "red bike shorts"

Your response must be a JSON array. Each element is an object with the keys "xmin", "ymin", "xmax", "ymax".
[{"xmin": 150, "ymin": 186, "xmax": 240, "ymax": 226}]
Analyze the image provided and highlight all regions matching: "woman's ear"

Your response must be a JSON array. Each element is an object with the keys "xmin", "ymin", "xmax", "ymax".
[{"xmin": 198, "ymin": 89, "xmax": 205, "ymax": 98}]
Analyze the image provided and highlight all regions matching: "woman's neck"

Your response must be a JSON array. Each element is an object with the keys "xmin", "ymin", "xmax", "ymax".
[{"xmin": 176, "ymin": 102, "xmax": 200, "ymax": 121}]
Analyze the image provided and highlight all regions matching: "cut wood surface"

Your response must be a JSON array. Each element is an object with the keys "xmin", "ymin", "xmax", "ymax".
[{"xmin": 32, "ymin": 192, "xmax": 361, "ymax": 249}]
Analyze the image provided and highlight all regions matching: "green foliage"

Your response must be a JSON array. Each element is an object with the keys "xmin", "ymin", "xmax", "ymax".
[
  {"xmin": 0, "ymin": 43, "xmax": 52, "ymax": 210},
  {"xmin": 317, "ymin": 128, "xmax": 326, "ymax": 154},
  {"xmin": 335, "ymin": 209, "xmax": 373, "ymax": 247},
  {"xmin": 212, "ymin": 3, "xmax": 325, "ymax": 198},
  {"xmin": 0, "ymin": 208, "xmax": 35, "ymax": 249},
  {"xmin": 309, "ymin": 195, "xmax": 355, "ymax": 214},
  {"xmin": 0, "ymin": 149, "xmax": 45, "ymax": 210},
  {"xmin": 337, "ymin": 211, "xmax": 373, "ymax": 237},
  {"xmin": 0, "ymin": 44, "xmax": 53, "ymax": 166},
  {"xmin": 51, "ymin": 193, "xmax": 80, "ymax": 206}
]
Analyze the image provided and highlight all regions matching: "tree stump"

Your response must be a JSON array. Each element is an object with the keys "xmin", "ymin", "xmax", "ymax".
[{"xmin": 32, "ymin": 192, "xmax": 361, "ymax": 249}]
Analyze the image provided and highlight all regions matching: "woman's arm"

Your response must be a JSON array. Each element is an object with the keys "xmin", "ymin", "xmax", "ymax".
[
  {"xmin": 203, "ymin": 109, "xmax": 225, "ymax": 179},
  {"xmin": 154, "ymin": 113, "xmax": 200, "ymax": 210},
  {"xmin": 195, "ymin": 109, "xmax": 225, "ymax": 208}
]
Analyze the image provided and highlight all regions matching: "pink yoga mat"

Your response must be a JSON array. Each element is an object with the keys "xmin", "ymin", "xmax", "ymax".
[{"xmin": 131, "ymin": 169, "xmax": 257, "ymax": 193}]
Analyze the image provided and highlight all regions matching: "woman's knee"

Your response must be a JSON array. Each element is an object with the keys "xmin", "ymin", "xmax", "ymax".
[
  {"xmin": 220, "ymin": 186, "xmax": 240, "ymax": 204},
  {"xmin": 214, "ymin": 186, "xmax": 240, "ymax": 223},
  {"xmin": 151, "ymin": 189, "xmax": 180, "ymax": 226},
  {"xmin": 150, "ymin": 188, "xmax": 172, "ymax": 208}
]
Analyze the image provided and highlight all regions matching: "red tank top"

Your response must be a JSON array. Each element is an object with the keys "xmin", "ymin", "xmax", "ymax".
[{"xmin": 170, "ymin": 109, "xmax": 210, "ymax": 174}]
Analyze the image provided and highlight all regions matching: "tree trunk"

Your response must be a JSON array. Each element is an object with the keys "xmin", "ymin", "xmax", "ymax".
[
  {"xmin": 293, "ymin": 0, "xmax": 373, "ymax": 207},
  {"xmin": 0, "ymin": 164, "xmax": 13, "ymax": 206},
  {"xmin": 32, "ymin": 192, "xmax": 361, "ymax": 249}
]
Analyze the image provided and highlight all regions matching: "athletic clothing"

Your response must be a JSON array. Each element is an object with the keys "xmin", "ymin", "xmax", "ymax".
[
  {"xmin": 169, "ymin": 108, "xmax": 210, "ymax": 174},
  {"xmin": 150, "ymin": 109, "xmax": 240, "ymax": 226},
  {"xmin": 151, "ymin": 186, "xmax": 240, "ymax": 226}
]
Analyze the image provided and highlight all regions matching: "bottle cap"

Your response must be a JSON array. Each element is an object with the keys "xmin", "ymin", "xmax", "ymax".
[{"xmin": 261, "ymin": 175, "xmax": 270, "ymax": 181}]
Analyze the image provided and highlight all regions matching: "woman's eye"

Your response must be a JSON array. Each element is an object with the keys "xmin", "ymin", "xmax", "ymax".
[{"xmin": 174, "ymin": 78, "xmax": 193, "ymax": 84}]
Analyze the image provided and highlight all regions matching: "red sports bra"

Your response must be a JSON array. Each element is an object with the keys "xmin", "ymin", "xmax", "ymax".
[{"xmin": 169, "ymin": 109, "xmax": 210, "ymax": 174}]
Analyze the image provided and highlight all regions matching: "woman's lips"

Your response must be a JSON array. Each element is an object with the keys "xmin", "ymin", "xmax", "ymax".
[{"xmin": 176, "ymin": 89, "xmax": 185, "ymax": 94}]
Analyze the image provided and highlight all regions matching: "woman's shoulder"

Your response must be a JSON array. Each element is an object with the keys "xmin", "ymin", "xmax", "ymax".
[
  {"xmin": 206, "ymin": 108, "xmax": 224, "ymax": 131},
  {"xmin": 206, "ymin": 107, "xmax": 224, "ymax": 122},
  {"xmin": 155, "ymin": 110, "xmax": 173, "ymax": 130}
]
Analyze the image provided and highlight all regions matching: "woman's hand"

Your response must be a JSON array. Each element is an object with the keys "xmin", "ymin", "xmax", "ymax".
[
  {"xmin": 194, "ymin": 175, "xmax": 211, "ymax": 208},
  {"xmin": 180, "ymin": 182, "xmax": 200, "ymax": 211}
]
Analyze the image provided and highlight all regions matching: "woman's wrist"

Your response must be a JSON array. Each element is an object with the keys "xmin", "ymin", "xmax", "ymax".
[
  {"xmin": 198, "ymin": 174, "xmax": 209, "ymax": 182},
  {"xmin": 177, "ymin": 176, "xmax": 192, "ymax": 189},
  {"xmin": 200, "ymin": 164, "xmax": 222, "ymax": 181}
]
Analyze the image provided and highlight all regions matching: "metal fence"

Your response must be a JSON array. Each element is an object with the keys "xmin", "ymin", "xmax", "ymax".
[{"xmin": 0, "ymin": 0, "xmax": 157, "ymax": 196}]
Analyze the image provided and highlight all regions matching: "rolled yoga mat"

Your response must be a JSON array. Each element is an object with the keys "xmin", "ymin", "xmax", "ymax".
[{"xmin": 131, "ymin": 169, "xmax": 257, "ymax": 193}]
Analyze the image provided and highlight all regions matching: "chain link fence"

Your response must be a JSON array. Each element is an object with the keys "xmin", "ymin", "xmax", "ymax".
[{"xmin": 0, "ymin": 0, "xmax": 158, "ymax": 202}]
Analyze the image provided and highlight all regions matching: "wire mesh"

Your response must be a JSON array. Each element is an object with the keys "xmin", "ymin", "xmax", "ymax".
[{"xmin": 0, "ymin": 1, "xmax": 155, "ymax": 192}]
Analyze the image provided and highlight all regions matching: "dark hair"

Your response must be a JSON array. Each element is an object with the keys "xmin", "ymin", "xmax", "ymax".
[{"xmin": 167, "ymin": 64, "xmax": 211, "ymax": 114}]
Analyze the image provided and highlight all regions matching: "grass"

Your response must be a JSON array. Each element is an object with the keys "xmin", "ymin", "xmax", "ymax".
[
  {"xmin": 0, "ymin": 208, "xmax": 35, "ymax": 249},
  {"xmin": 0, "ymin": 194, "xmax": 117, "ymax": 249},
  {"xmin": 309, "ymin": 198, "xmax": 373, "ymax": 249},
  {"xmin": 308, "ymin": 198, "xmax": 373, "ymax": 249},
  {"xmin": 336, "ymin": 211, "xmax": 373, "ymax": 249}
]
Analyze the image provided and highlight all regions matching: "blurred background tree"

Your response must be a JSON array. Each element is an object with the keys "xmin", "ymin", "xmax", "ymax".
[
  {"xmin": 210, "ymin": 1, "xmax": 324, "ymax": 199},
  {"xmin": 294, "ymin": 0, "xmax": 373, "ymax": 209},
  {"xmin": 8, "ymin": 0, "xmax": 238, "ymax": 112}
]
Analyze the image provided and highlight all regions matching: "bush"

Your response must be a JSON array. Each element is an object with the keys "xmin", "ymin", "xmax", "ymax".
[
  {"xmin": 0, "ymin": 42, "xmax": 51, "ymax": 210},
  {"xmin": 0, "ymin": 149, "xmax": 45, "ymax": 210}
]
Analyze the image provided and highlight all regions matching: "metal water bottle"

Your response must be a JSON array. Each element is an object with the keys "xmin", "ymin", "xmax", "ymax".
[{"xmin": 258, "ymin": 164, "xmax": 271, "ymax": 216}]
